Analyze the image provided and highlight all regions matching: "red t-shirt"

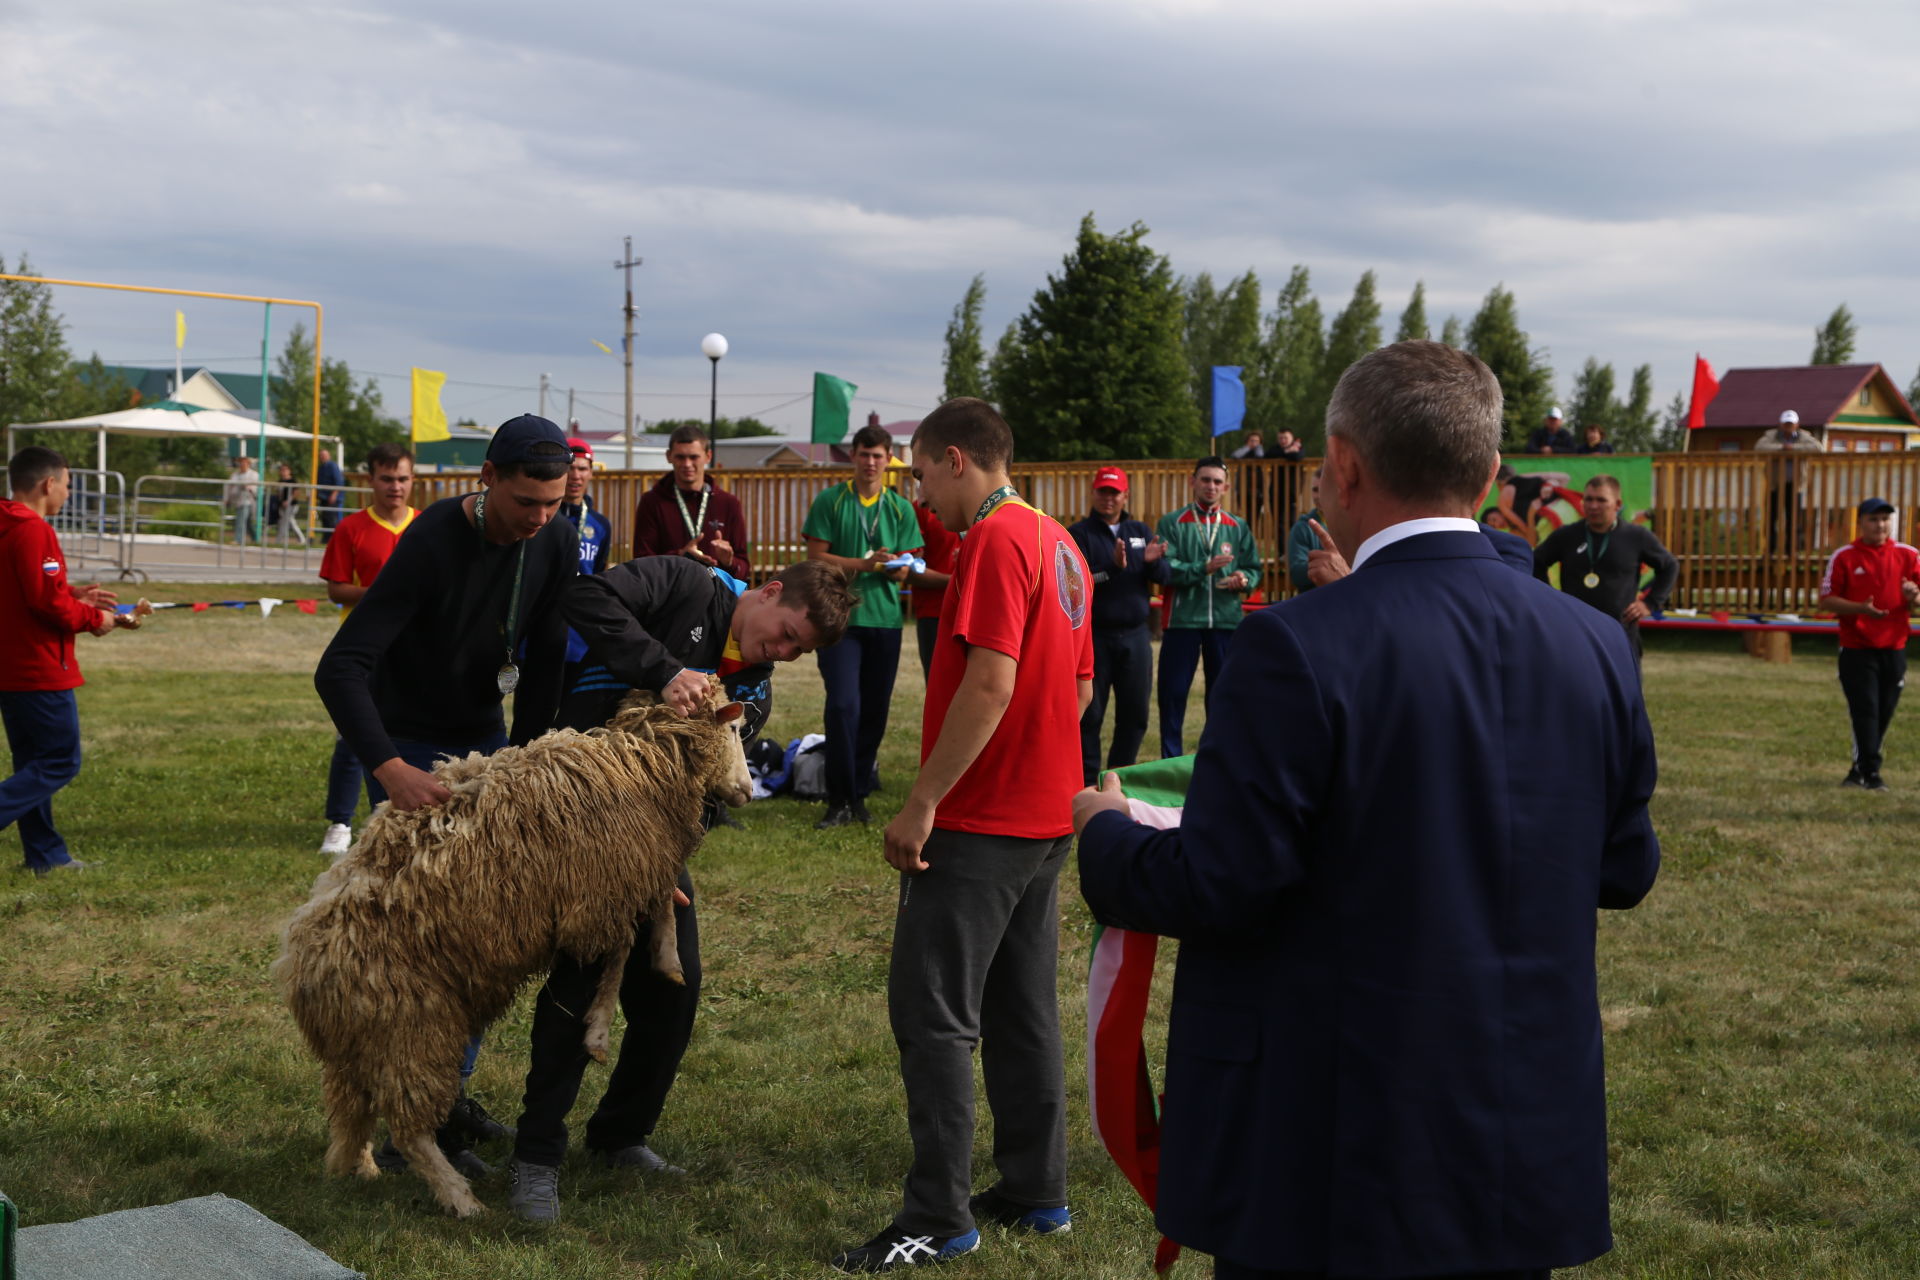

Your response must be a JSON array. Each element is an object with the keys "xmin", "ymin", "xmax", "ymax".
[
  {"xmin": 1820, "ymin": 537, "xmax": 1920, "ymax": 649},
  {"xmin": 911, "ymin": 501, "xmax": 962, "ymax": 621},
  {"xmin": 924, "ymin": 501, "xmax": 1094, "ymax": 839},
  {"xmin": 319, "ymin": 507, "xmax": 416, "ymax": 607}
]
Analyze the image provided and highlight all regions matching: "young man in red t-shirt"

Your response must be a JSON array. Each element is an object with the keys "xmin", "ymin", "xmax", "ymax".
[
  {"xmin": 315, "ymin": 442, "xmax": 416, "ymax": 854},
  {"xmin": 832, "ymin": 399, "xmax": 1093, "ymax": 1272},
  {"xmin": 1817, "ymin": 497, "xmax": 1920, "ymax": 791}
]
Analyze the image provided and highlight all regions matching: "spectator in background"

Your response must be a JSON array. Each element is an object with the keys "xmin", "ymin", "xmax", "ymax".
[
  {"xmin": 1287, "ymin": 468, "xmax": 1324, "ymax": 593},
  {"xmin": 315, "ymin": 442, "xmax": 417, "ymax": 858},
  {"xmin": 1532, "ymin": 474, "xmax": 1677, "ymax": 672},
  {"xmin": 1069, "ymin": 466, "xmax": 1167, "ymax": 785},
  {"xmin": 634, "ymin": 425, "xmax": 750, "ymax": 582},
  {"xmin": 316, "ymin": 447, "xmax": 345, "ymax": 540},
  {"xmin": 226, "ymin": 453, "xmax": 261, "ymax": 545},
  {"xmin": 1229, "ymin": 431, "xmax": 1264, "ymax": 459},
  {"xmin": 1816, "ymin": 498, "xmax": 1920, "ymax": 791},
  {"xmin": 804, "ymin": 423, "xmax": 922, "ymax": 829},
  {"xmin": 1268, "ymin": 428, "xmax": 1306, "ymax": 462},
  {"xmin": 560, "ymin": 436, "xmax": 613, "ymax": 695},
  {"xmin": 1578, "ymin": 423, "xmax": 1614, "ymax": 455},
  {"xmin": 1156, "ymin": 456, "xmax": 1261, "ymax": 759},
  {"xmin": 910, "ymin": 497, "xmax": 961, "ymax": 681},
  {"xmin": 272, "ymin": 461, "xmax": 308, "ymax": 547},
  {"xmin": 1527, "ymin": 407, "xmax": 1576, "ymax": 455},
  {"xmin": 1756, "ymin": 409, "xmax": 1824, "ymax": 554},
  {"xmin": 2, "ymin": 446, "xmax": 139, "ymax": 877}
]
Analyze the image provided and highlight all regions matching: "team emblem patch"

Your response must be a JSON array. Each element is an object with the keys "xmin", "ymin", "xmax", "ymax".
[
  {"xmin": 41, "ymin": 556, "xmax": 61, "ymax": 576},
  {"xmin": 1054, "ymin": 539, "xmax": 1087, "ymax": 628}
]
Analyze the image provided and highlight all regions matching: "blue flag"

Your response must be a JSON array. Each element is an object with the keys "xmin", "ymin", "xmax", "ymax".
[{"xmin": 1210, "ymin": 366, "xmax": 1245, "ymax": 437}]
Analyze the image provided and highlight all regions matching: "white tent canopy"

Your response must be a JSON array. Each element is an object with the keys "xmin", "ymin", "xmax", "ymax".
[{"xmin": 7, "ymin": 402, "xmax": 332, "ymax": 473}]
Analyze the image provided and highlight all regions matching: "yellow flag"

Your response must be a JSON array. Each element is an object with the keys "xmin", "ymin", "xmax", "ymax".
[
  {"xmin": 592, "ymin": 340, "xmax": 614, "ymax": 355},
  {"xmin": 410, "ymin": 367, "xmax": 449, "ymax": 443},
  {"xmin": 175, "ymin": 310, "xmax": 186, "ymax": 350}
]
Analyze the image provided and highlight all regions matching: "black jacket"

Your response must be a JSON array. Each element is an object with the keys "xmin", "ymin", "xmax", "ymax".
[
  {"xmin": 316, "ymin": 496, "xmax": 575, "ymax": 769},
  {"xmin": 557, "ymin": 555, "xmax": 773, "ymax": 731},
  {"xmin": 1068, "ymin": 512, "xmax": 1169, "ymax": 631}
]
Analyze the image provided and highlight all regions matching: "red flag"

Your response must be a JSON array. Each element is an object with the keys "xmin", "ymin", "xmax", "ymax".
[
  {"xmin": 191, "ymin": 602, "xmax": 209, "ymax": 613},
  {"xmin": 1687, "ymin": 355, "xmax": 1721, "ymax": 429},
  {"xmin": 296, "ymin": 599, "xmax": 318, "ymax": 615}
]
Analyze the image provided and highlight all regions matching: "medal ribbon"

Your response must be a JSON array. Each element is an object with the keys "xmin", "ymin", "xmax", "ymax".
[
  {"xmin": 674, "ymin": 482, "xmax": 712, "ymax": 547},
  {"xmin": 972, "ymin": 484, "xmax": 1021, "ymax": 529},
  {"xmin": 472, "ymin": 490, "xmax": 528, "ymax": 668}
]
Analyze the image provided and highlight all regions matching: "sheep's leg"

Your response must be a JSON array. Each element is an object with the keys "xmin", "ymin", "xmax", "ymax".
[
  {"xmin": 647, "ymin": 895, "xmax": 686, "ymax": 986},
  {"xmin": 582, "ymin": 937, "xmax": 631, "ymax": 1064},
  {"xmin": 393, "ymin": 1125, "xmax": 483, "ymax": 1218},
  {"xmin": 322, "ymin": 1063, "xmax": 380, "ymax": 1180}
]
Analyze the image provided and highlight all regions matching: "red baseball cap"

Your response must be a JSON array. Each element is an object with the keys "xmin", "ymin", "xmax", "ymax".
[
  {"xmin": 1093, "ymin": 466, "xmax": 1129, "ymax": 491},
  {"xmin": 566, "ymin": 437, "xmax": 594, "ymax": 459}
]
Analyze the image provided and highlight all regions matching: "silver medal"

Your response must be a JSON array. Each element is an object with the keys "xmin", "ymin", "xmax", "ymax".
[{"xmin": 497, "ymin": 663, "xmax": 520, "ymax": 696}]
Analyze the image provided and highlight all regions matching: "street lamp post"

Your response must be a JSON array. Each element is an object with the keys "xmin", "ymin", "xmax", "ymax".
[{"xmin": 700, "ymin": 333, "xmax": 728, "ymax": 434}]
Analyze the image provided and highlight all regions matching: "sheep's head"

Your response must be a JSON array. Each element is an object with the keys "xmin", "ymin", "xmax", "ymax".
[{"xmin": 610, "ymin": 680, "xmax": 754, "ymax": 809}]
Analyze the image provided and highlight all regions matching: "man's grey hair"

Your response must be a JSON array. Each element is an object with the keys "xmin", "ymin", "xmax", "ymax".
[{"xmin": 1324, "ymin": 340, "xmax": 1503, "ymax": 507}]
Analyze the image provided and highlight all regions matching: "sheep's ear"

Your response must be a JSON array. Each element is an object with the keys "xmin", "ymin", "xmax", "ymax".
[{"xmin": 714, "ymin": 701, "xmax": 746, "ymax": 725}]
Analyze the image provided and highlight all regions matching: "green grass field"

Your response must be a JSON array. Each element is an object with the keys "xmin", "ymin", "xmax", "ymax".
[{"xmin": 2, "ymin": 590, "xmax": 1916, "ymax": 1279}]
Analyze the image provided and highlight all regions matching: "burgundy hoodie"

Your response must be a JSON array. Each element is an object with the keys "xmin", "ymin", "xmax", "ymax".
[{"xmin": 0, "ymin": 498, "xmax": 105, "ymax": 692}]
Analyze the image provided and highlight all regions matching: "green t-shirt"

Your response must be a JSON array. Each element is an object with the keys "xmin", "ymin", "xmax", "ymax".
[{"xmin": 802, "ymin": 481, "xmax": 923, "ymax": 630}]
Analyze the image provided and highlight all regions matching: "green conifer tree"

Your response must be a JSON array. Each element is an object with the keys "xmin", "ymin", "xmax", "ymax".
[
  {"xmin": 1464, "ymin": 284, "xmax": 1554, "ymax": 448},
  {"xmin": 1810, "ymin": 304, "xmax": 1858, "ymax": 365},
  {"xmin": 941, "ymin": 274, "xmax": 989, "ymax": 402},
  {"xmin": 1395, "ymin": 281, "xmax": 1430, "ymax": 343}
]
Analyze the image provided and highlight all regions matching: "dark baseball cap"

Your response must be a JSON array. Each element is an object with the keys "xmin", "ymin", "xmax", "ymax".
[
  {"xmin": 1858, "ymin": 497, "xmax": 1896, "ymax": 516},
  {"xmin": 487, "ymin": 414, "xmax": 570, "ymax": 465}
]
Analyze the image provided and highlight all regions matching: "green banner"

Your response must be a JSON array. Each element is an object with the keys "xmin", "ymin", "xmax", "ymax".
[
  {"xmin": 811, "ymin": 372, "xmax": 857, "ymax": 445},
  {"xmin": 1485, "ymin": 456, "xmax": 1655, "ymax": 588}
]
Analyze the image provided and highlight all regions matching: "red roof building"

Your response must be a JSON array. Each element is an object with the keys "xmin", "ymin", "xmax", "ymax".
[{"xmin": 1692, "ymin": 363, "xmax": 1919, "ymax": 453}]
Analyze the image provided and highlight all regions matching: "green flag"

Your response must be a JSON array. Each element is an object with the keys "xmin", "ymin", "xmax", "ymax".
[{"xmin": 811, "ymin": 372, "xmax": 857, "ymax": 445}]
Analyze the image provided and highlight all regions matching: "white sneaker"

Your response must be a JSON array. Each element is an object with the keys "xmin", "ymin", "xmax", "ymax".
[{"xmin": 319, "ymin": 823, "xmax": 352, "ymax": 857}]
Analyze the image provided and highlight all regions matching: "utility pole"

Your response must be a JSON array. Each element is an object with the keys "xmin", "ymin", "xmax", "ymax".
[
  {"xmin": 538, "ymin": 371, "xmax": 550, "ymax": 421},
  {"xmin": 614, "ymin": 236, "xmax": 642, "ymax": 469},
  {"xmin": 566, "ymin": 387, "xmax": 575, "ymax": 430}
]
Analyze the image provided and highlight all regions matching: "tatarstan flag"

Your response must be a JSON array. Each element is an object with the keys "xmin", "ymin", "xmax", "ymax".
[{"xmin": 1086, "ymin": 754, "xmax": 1191, "ymax": 1276}]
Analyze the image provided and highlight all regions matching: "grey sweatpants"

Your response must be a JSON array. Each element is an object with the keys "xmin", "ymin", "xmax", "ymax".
[{"xmin": 889, "ymin": 827, "xmax": 1071, "ymax": 1237}]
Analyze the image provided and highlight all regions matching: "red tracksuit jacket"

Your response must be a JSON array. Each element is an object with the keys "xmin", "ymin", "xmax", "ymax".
[{"xmin": 0, "ymin": 499, "xmax": 106, "ymax": 692}]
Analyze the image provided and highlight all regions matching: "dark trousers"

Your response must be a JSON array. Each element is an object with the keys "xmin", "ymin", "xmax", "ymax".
[
  {"xmin": 0, "ymin": 689, "xmax": 82, "ymax": 871},
  {"xmin": 516, "ymin": 866, "xmax": 700, "ymax": 1167},
  {"xmin": 1082, "ymin": 623, "xmax": 1152, "ymax": 785},
  {"xmin": 323, "ymin": 735, "xmax": 365, "ymax": 826},
  {"xmin": 915, "ymin": 615, "xmax": 940, "ymax": 683},
  {"xmin": 890, "ymin": 830, "xmax": 1071, "ymax": 1237},
  {"xmin": 1839, "ymin": 646, "xmax": 1906, "ymax": 776},
  {"xmin": 1213, "ymin": 1263, "xmax": 1547, "ymax": 1280},
  {"xmin": 817, "ymin": 625, "xmax": 902, "ymax": 805},
  {"xmin": 363, "ymin": 730, "xmax": 507, "ymax": 1088},
  {"xmin": 1157, "ymin": 627, "xmax": 1232, "ymax": 759}
]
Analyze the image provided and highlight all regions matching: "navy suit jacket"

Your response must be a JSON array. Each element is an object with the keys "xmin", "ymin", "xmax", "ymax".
[{"xmin": 1079, "ymin": 529, "xmax": 1659, "ymax": 1275}]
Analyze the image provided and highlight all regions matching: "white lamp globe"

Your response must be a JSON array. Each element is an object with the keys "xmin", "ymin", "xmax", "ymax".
[{"xmin": 701, "ymin": 333, "xmax": 729, "ymax": 360}]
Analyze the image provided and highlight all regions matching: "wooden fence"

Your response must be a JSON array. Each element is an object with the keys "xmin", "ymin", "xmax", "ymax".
[{"xmin": 409, "ymin": 453, "xmax": 1920, "ymax": 615}]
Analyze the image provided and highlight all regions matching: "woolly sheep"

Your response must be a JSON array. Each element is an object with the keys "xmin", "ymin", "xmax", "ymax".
[{"xmin": 273, "ymin": 684, "xmax": 750, "ymax": 1217}]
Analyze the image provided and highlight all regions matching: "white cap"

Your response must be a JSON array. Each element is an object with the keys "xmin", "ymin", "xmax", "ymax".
[
  {"xmin": 1547, "ymin": 406, "xmax": 1564, "ymax": 420},
  {"xmin": 1779, "ymin": 409, "xmax": 1799, "ymax": 425}
]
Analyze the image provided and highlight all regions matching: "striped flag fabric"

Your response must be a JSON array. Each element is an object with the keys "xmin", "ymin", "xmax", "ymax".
[{"xmin": 1086, "ymin": 753, "xmax": 1192, "ymax": 1275}]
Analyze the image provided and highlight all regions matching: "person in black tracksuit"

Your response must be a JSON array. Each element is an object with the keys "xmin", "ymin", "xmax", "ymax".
[
  {"xmin": 1068, "ymin": 466, "xmax": 1169, "ymax": 786},
  {"xmin": 508, "ymin": 555, "xmax": 850, "ymax": 1221}
]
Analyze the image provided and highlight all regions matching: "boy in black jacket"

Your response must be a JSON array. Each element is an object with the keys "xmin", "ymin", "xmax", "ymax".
[
  {"xmin": 507, "ymin": 556, "xmax": 853, "ymax": 1222},
  {"xmin": 1067, "ymin": 467, "xmax": 1169, "ymax": 786}
]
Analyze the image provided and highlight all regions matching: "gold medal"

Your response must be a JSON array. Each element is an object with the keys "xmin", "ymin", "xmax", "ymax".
[
  {"xmin": 497, "ymin": 663, "xmax": 520, "ymax": 696},
  {"xmin": 1583, "ymin": 572, "xmax": 1600, "ymax": 589}
]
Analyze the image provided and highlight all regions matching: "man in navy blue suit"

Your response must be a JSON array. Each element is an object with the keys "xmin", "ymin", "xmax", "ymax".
[{"xmin": 1075, "ymin": 340, "xmax": 1660, "ymax": 1280}]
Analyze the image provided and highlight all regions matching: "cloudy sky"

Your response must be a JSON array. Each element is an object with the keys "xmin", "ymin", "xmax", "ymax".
[{"xmin": 5, "ymin": 0, "xmax": 1918, "ymax": 439}]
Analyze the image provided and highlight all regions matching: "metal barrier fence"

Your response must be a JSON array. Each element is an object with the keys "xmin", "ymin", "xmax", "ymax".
[{"xmin": 46, "ymin": 469, "xmax": 128, "ymax": 580}]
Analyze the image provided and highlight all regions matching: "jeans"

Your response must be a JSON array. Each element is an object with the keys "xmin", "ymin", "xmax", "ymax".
[
  {"xmin": 817, "ymin": 626, "xmax": 902, "ymax": 806},
  {"xmin": 323, "ymin": 735, "xmax": 365, "ymax": 827},
  {"xmin": 0, "ymin": 689, "xmax": 82, "ymax": 871},
  {"xmin": 1157, "ymin": 627, "xmax": 1233, "ymax": 759},
  {"xmin": 1081, "ymin": 623, "xmax": 1152, "ymax": 784}
]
